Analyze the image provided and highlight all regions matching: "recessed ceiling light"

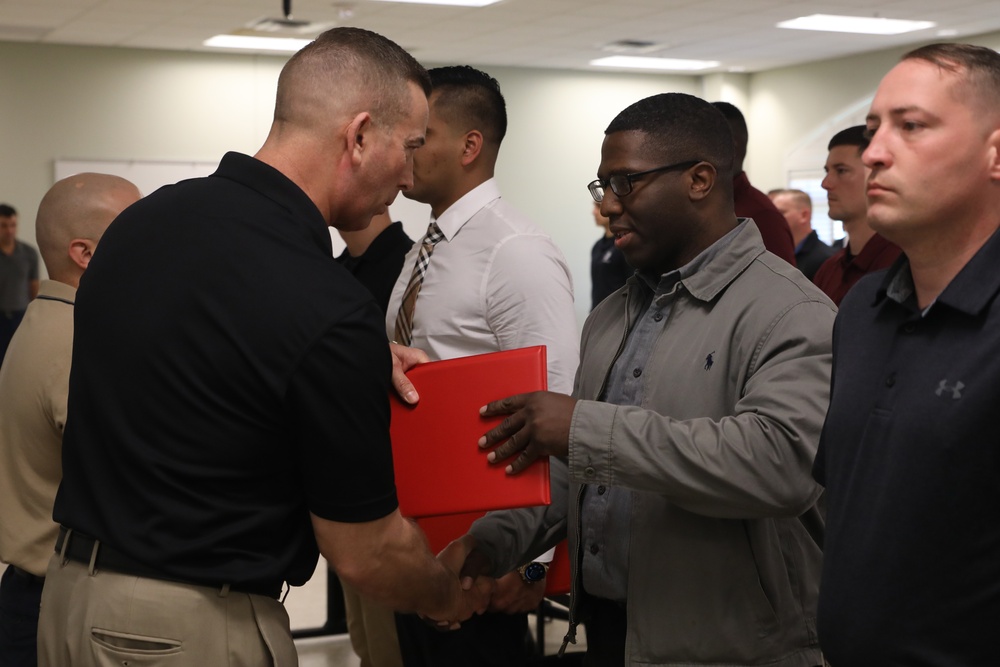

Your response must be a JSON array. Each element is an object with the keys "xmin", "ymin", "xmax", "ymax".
[
  {"xmin": 590, "ymin": 55, "xmax": 719, "ymax": 71},
  {"xmin": 367, "ymin": 0, "xmax": 501, "ymax": 6},
  {"xmin": 777, "ymin": 14, "xmax": 935, "ymax": 35},
  {"xmin": 204, "ymin": 34, "xmax": 313, "ymax": 52}
]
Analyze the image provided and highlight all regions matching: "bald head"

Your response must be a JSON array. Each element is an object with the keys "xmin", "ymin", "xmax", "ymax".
[{"xmin": 36, "ymin": 173, "xmax": 141, "ymax": 286}]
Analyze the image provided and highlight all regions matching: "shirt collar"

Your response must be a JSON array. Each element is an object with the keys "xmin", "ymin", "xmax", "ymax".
[
  {"xmin": 876, "ymin": 227, "xmax": 1000, "ymax": 317},
  {"xmin": 36, "ymin": 279, "xmax": 77, "ymax": 304},
  {"xmin": 212, "ymin": 152, "xmax": 332, "ymax": 256},
  {"xmin": 432, "ymin": 178, "xmax": 501, "ymax": 240},
  {"xmin": 635, "ymin": 219, "xmax": 752, "ymax": 300},
  {"xmin": 841, "ymin": 232, "xmax": 895, "ymax": 271}
]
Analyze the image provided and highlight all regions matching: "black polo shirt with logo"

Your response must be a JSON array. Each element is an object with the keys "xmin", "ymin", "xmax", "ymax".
[
  {"xmin": 814, "ymin": 229, "xmax": 1000, "ymax": 666},
  {"xmin": 54, "ymin": 152, "xmax": 397, "ymax": 591}
]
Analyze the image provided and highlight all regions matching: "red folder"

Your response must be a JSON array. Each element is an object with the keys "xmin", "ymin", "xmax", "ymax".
[{"xmin": 390, "ymin": 346, "xmax": 551, "ymax": 518}]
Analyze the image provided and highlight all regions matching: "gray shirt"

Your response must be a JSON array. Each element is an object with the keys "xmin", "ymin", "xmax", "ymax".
[
  {"xmin": 0, "ymin": 241, "xmax": 39, "ymax": 313},
  {"xmin": 580, "ymin": 221, "xmax": 746, "ymax": 603}
]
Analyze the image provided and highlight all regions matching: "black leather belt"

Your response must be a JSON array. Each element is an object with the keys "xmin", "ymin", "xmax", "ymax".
[{"xmin": 56, "ymin": 526, "xmax": 283, "ymax": 599}]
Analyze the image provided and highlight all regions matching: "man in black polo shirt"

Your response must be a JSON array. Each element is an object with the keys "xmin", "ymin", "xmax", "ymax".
[
  {"xmin": 814, "ymin": 42, "xmax": 1000, "ymax": 666},
  {"xmin": 38, "ymin": 28, "xmax": 487, "ymax": 667}
]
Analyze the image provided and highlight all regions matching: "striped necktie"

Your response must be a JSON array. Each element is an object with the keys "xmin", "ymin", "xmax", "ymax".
[{"xmin": 393, "ymin": 221, "xmax": 445, "ymax": 346}]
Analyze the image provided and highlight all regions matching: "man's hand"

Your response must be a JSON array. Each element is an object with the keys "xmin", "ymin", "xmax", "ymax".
[
  {"xmin": 478, "ymin": 391, "xmax": 578, "ymax": 474},
  {"xmin": 487, "ymin": 571, "xmax": 547, "ymax": 614},
  {"xmin": 390, "ymin": 343, "xmax": 430, "ymax": 404},
  {"xmin": 425, "ymin": 535, "xmax": 495, "ymax": 629}
]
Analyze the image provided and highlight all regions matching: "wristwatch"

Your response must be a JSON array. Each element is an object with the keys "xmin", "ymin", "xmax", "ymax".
[{"xmin": 517, "ymin": 561, "xmax": 549, "ymax": 583}]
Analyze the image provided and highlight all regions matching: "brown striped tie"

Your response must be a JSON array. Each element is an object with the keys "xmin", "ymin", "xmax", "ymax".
[{"xmin": 393, "ymin": 221, "xmax": 445, "ymax": 346}]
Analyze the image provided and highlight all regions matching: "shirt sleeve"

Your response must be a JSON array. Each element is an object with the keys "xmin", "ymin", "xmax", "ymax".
[
  {"xmin": 483, "ymin": 233, "xmax": 580, "ymax": 395},
  {"xmin": 568, "ymin": 298, "xmax": 833, "ymax": 519},
  {"xmin": 286, "ymin": 300, "xmax": 399, "ymax": 523}
]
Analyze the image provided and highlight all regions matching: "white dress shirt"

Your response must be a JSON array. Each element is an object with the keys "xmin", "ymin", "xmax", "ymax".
[{"xmin": 387, "ymin": 178, "xmax": 579, "ymax": 395}]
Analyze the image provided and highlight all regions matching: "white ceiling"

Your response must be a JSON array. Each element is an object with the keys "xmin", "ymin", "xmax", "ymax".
[{"xmin": 0, "ymin": 0, "xmax": 997, "ymax": 74}]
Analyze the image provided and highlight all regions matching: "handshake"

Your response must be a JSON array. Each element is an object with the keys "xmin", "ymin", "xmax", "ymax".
[{"xmin": 418, "ymin": 534, "xmax": 548, "ymax": 629}]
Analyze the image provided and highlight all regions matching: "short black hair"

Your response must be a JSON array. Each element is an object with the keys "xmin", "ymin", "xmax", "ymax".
[
  {"xmin": 710, "ymin": 101, "xmax": 748, "ymax": 163},
  {"xmin": 429, "ymin": 66, "xmax": 507, "ymax": 146},
  {"xmin": 0, "ymin": 203, "xmax": 16, "ymax": 218},
  {"xmin": 828, "ymin": 125, "xmax": 868, "ymax": 154},
  {"xmin": 606, "ymin": 93, "xmax": 734, "ymax": 179}
]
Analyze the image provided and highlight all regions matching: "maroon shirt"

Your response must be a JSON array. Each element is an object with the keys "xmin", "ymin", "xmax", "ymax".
[
  {"xmin": 733, "ymin": 171, "xmax": 796, "ymax": 266},
  {"xmin": 813, "ymin": 232, "xmax": 901, "ymax": 306}
]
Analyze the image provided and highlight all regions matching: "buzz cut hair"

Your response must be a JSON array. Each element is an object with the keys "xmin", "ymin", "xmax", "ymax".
[
  {"xmin": 828, "ymin": 125, "xmax": 869, "ymax": 155},
  {"xmin": 776, "ymin": 188, "xmax": 812, "ymax": 209},
  {"xmin": 902, "ymin": 43, "xmax": 1000, "ymax": 119},
  {"xmin": 274, "ymin": 27, "xmax": 430, "ymax": 129}
]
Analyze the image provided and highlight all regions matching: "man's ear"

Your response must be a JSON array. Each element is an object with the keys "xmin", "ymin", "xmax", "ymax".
[
  {"xmin": 986, "ymin": 125, "xmax": 1000, "ymax": 182},
  {"xmin": 460, "ymin": 130, "xmax": 484, "ymax": 167},
  {"xmin": 68, "ymin": 239, "xmax": 96, "ymax": 271},
  {"xmin": 688, "ymin": 162, "xmax": 718, "ymax": 202},
  {"xmin": 346, "ymin": 112, "xmax": 374, "ymax": 167}
]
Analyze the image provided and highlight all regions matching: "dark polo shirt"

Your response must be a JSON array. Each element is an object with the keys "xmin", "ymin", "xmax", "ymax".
[
  {"xmin": 336, "ymin": 221, "xmax": 413, "ymax": 314},
  {"xmin": 814, "ymin": 228, "xmax": 1000, "ymax": 666},
  {"xmin": 54, "ymin": 152, "xmax": 398, "ymax": 591},
  {"xmin": 794, "ymin": 230, "xmax": 835, "ymax": 281}
]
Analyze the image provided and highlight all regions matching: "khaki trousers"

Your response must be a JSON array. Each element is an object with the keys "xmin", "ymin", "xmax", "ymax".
[
  {"xmin": 37, "ymin": 554, "xmax": 298, "ymax": 667},
  {"xmin": 341, "ymin": 579, "xmax": 403, "ymax": 667}
]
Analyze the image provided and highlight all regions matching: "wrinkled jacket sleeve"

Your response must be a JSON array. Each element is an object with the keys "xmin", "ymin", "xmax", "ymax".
[
  {"xmin": 569, "ymin": 298, "xmax": 833, "ymax": 519},
  {"xmin": 468, "ymin": 457, "xmax": 571, "ymax": 577}
]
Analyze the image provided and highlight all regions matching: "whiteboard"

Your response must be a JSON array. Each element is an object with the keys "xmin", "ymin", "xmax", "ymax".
[{"xmin": 54, "ymin": 158, "xmax": 219, "ymax": 198}]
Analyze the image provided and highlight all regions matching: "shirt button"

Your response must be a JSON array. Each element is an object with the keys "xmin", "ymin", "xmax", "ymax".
[
  {"xmin": 632, "ymin": 368, "xmax": 642, "ymax": 378},
  {"xmin": 584, "ymin": 467, "xmax": 596, "ymax": 478},
  {"xmin": 590, "ymin": 544, "xmax": 600, "ymax": 555},
  {"xmin": 885, "ymin": 373, "xmax": 896, "ymax": 387},
  {"xmin": 653, "ymin": 312, "xmax": 663, "ymax": 322},
  {"xmin": 597, "ymin": 485, "xmax": 606, "ymax": 495}
]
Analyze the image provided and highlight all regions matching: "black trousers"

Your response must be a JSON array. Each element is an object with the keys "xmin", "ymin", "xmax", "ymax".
[
  {"xmin": 396, "ymin": 610, "xmax": 532, "ymax": 667},
  {"xmin": 0, "ymin": 565, "xmax": 44, "ymax": 667},
  {"xmin": 581, "ymin": 598, "xmax": 626, "ymax": 667}
]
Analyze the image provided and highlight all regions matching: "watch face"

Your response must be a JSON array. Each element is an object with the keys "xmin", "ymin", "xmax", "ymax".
[{"xmin": 523, "ymin": 562, "xmax": 546, "ymax": 582}]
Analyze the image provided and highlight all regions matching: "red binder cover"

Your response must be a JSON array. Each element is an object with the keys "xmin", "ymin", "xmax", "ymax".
[{"xmin": 390, "ymin": 346, "xmax": 550, "ymax": 518}]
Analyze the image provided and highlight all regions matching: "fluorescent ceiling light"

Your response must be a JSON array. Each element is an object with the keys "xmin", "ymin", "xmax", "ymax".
[
  {"xmin": 777, "ymin": 14, "xmax": 935, "ymax": 35},
  {"xmin": 367, "ymin": 0, "xmax": 501, "ymax": 6},
  {"xmin": 590, "ymin": 55, "xmax": 719, "ymax": 71},
  {"xmin": 204, "ymin": 34, "xmax": 313, "ymax": 52}
]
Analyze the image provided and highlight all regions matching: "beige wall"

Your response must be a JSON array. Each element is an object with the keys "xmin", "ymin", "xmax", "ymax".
[
  {"xmin": 746, "ymin": 30, "xmax": 1000, "ymax": 190},
  {"xmin": 0, "ymin": 41, "xmax": 697, "ymax": 325},
  {"xmin": 3, "ymin": 31, "xmax": 1000, "ymax": 324}
]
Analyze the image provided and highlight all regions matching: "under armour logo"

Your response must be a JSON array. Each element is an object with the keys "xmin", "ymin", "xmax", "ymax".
[
  {"xmin": 704, "ymin": 351, "xmax": 716, "ymax": 371},
  {"xmin": 935, "ymin": 379, "xmax": 964, "ymax": 399}
]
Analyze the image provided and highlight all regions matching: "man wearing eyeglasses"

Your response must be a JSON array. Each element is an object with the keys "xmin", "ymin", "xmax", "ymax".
[{"xmin": 447, "ymin": 93, "xmax": 835, "ymax": 667}]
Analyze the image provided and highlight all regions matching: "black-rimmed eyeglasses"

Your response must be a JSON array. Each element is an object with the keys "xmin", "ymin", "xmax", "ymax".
[{"xmin": 588, "ymin": 160, "xmax": 702, "ymax": 203}]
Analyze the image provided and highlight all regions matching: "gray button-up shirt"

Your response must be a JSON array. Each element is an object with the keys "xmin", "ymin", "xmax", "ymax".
[{"xmin": 580, "ymin": 221, "xmax": 745, "ymax": 603}]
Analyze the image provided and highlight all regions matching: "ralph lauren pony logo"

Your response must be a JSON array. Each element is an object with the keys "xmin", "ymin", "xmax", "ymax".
[{"xmin": 704, "ymin": 351, "xmax": 716, "ymax": 371}]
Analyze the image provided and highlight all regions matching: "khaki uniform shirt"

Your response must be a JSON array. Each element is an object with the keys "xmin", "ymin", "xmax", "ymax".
[{"xmin": 0, "ymin": 280, "xmax": 75, "ymax": 575}]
